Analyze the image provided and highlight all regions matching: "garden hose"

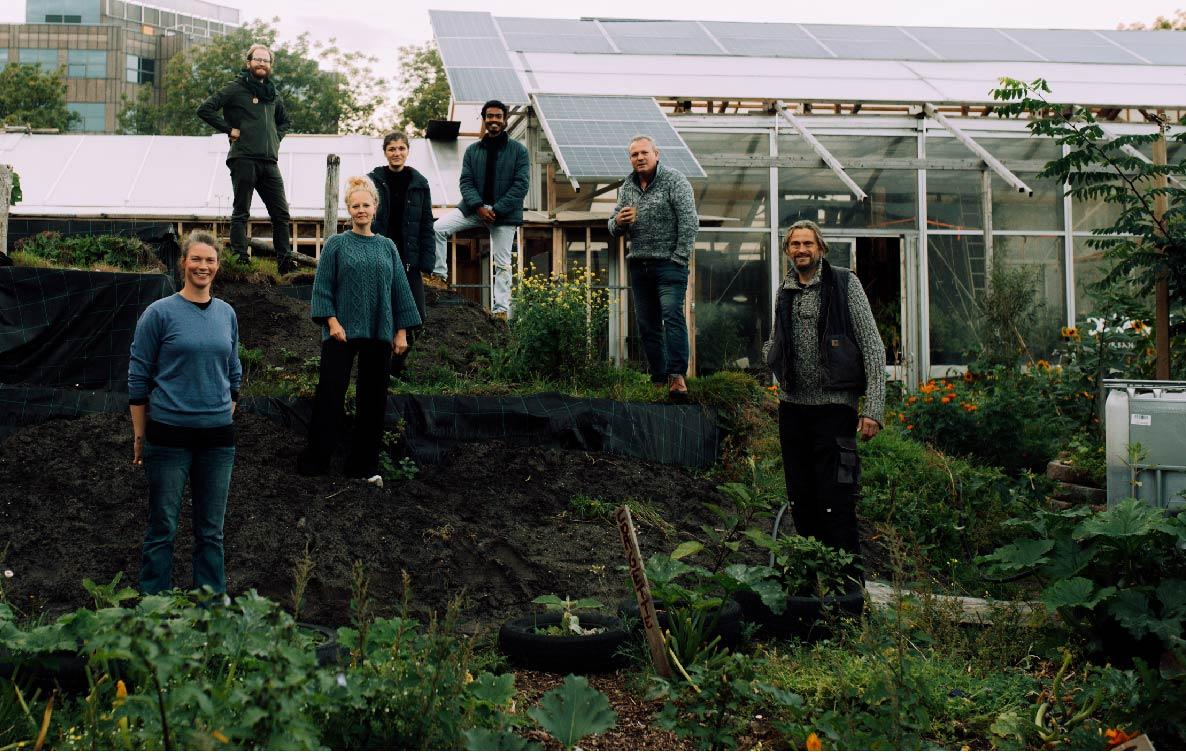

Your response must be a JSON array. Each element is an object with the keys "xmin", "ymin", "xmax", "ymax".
[{"xmin": 770, "ymin": 502, "xmax": 790, "ymax": 568}]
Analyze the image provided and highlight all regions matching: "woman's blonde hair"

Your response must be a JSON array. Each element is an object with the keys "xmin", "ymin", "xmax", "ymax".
[{"xmin": 344, "ymin": 175, "xmax": 378, "ymax": 205}]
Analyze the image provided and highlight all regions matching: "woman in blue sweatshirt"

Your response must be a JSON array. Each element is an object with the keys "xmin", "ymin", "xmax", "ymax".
[
  {"xmin": 298, "ymin": 175, "xmax": 421, "ymax": 479},
  {"xmin": 128, "ymin": 230, "xmax": 242, "ymax": 594}
]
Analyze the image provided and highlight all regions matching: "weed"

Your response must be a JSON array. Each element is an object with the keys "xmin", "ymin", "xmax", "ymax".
[
  {"xmin": 567, "ymin": 495, "xmax": 674, "ymax": 537},
  {"xmin": 289, "ymin": 542, "xmax": 315, "ymax": 623}
]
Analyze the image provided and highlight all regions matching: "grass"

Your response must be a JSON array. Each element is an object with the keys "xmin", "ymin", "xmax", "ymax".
[{"xmin": 568, "ymin": 494, "xmax": 676, "ymax": 538}]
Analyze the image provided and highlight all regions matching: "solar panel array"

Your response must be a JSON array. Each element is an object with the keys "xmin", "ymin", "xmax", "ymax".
[
  {"xmin": 534, "ymin": 94, "xmax": 706, "ymax": 181},
  {"xmin": 486, "ymin": 14, "xmax": 1185, "ymax": 66},
  {"xmin": 428, "ymin": 10, "xmax": 527, "ymax": 104}
]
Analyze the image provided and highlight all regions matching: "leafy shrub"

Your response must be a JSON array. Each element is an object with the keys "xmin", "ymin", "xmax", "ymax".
[
  {"xmin": 502, "ymin": 267, "xmax": 609, "ymax": 385},
  {"xmin": 745, "ymin": 531, "xmax": 853, "ymax": 596},
  {"xmin": 15, "ymin": 232, "xmax": 161, "ymax": 271},
  {"xmin": 979, "ymin": 499, "xmax": 1186, "ymax": 662},
  {"xmin": 859, "ymin": 425, "xmax": 1040, "ymax": 580},
  {"xmin": 896, "ymin": 368, "xmax": 1074, "ymax": 475}
]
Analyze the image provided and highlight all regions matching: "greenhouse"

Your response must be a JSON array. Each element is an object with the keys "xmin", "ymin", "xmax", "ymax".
[{"xmin": 428, "ymin": 10, "xmax": 1186, "ymax": 383}]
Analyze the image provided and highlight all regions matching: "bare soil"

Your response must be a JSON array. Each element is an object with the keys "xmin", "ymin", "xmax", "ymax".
[{"xmin": 0, "ymin": 278, "xmax": 726, "ymax": 627}]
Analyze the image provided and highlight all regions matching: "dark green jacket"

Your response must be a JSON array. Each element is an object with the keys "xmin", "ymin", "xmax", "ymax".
[
  {"xmin": 368, "ymin": 165, "xmax": 436, "ymax": 273},
  {"xmin": 458, "ymin": 136, "xmax": 530, "ymax": 225},
  {"xmin": 197, "ymin": 76, "xmax": 291, "ymax": 162}
]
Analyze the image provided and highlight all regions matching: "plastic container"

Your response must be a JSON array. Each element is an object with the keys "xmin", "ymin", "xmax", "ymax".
[{"xmin": 1104, "ymin": 379, "xmax": 1186, "ymax": 510}]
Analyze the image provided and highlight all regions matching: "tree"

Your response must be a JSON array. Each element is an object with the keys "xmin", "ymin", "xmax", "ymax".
[
  {"xmin": 0, "ymin": 63, "xmax": 77, "ymax": 131},
  {"xmin": 393, "ymin": 43, "xmax": 450, "ymax": 136},
  {"xmin": 1119, "ymin": 10, "xmax": 1186, "ymax": 29},
  {"xmin": 992, "ymin": 78, "xmax": 1186, "ymax": 378},
  {"xmin": 119, "ymin": 18, "xmax": 385, "ymax": 135}
]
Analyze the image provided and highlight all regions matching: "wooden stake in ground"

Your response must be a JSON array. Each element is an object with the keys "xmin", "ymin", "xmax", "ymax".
[
  {"xmin": 1152, "ymin": 122, "xmax": 1171, "ymax": 381},
  {"xmin": 324, "ymin": 154, "xmax": 340, "ymax": 250},
  {"xmin": 615, "ymin": 506, "xmax": 672, "ymax": 678},
  {"xmin": 0, "ymin": 164, "xmax": 11, "ymax": 258}
]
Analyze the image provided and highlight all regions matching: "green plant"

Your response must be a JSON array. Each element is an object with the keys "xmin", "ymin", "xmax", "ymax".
[
  {"xmin": 502, "ymin": 267, "xmax": 609, "ymax": 386},
  {"xmin": 1062, "ymin": 434, "xmax": 1107, "ymax": 488},
  {"xmin": 531, "ymin": 595, "xmax": 604, "ymax": 636},
  {"xmin": 897, "ymin": 368, "xmax": 1074, "ymax": 476},
  {"xmin": 979, "ymin": 499, "xmax": 1186, "ymax": 659},
  {"xmin": 859, "ymin": 424, "xmax": 1039, "ymax": 583},
  {"xmin": 289, "ymin": 542, "xmax": 315, "ymax": 622},
  {"xmin": 526, "ymin": 674, "xmax": 617, "ymax": 749},
  {"xmin": 567, "ymin": 495, "xmax": 674, "ymax": 537},
  {"xmin": 15, "ymin": 233, "xmax": 161, "ymax": 271},
  {"xmin": 972, "ymin": 259, "xmax": 1047, "ymax": 370},
  {"xmin": 745, "ymin": 532, "xmax": 854, "ymax": 598},
  {"xmin": 80, "ymin": 573, "xmax": 138, "ymax": 610}
]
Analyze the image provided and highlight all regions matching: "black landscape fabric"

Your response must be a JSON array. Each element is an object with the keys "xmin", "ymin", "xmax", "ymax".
[{"xmin": 0, "ymin": 269, "xmax": 173, "ymax": 390}]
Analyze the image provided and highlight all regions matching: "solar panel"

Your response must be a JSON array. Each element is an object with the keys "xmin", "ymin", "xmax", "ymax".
[
  {"xmin": 429, "ymin": 10, "xmax": 528, "ymax": 105},
  {"xmin": 704, "ymin": 22, "xmax": 834, "ymax": 58},
  {"xmin": 803, "ymin": 24, "xmax": 937, "ymax": 60},
  {"xmin": 428, "ymin": 10, "xmax": 500, "ymax": 38},
  {"xmin": 446, "ymin": 68, "xmax": 528, "ymax": 105},
  {"xmin": 437, "ymin": 37, "xmax": 513, "ymax": 68},
  {"xmin": 904, "ymin": 27, "xmax": 1043, "ymax": 62},
  {"xmin": 1004, "ymin": 29, "xmax": 1145, "ymax": 64},
  {"xmin": 1098, "ymin": 30, "xmax": 1186, "ymax": 65},
  {"xmin": 533, "ymin": 94, "xmax": 706, "ymax": 180},
  {"xmin": 500, "ymin": 33, "xmax": 615, "ymax": 54},
  {"xmin": 600, "ymin": 20, "xmax": 722, "ymax": 55}
]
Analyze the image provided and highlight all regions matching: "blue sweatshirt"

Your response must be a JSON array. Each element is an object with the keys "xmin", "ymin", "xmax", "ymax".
[
  {"xmin": 128, "ymin": 294, "xmax": 242, "ymax": 428},
  {"xmin": 310, "ymin": 231, "xmax": 422, "ymax": 341}
]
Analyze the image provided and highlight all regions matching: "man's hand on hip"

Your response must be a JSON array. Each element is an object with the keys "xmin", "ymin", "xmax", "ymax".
[{"xmin": 857, "ymin": 417, "xmax": 881, "ymax": 441}]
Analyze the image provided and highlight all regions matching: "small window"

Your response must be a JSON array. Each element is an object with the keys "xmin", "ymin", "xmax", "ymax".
[
  {"xmin": 68, "ymin": 49, "xmax": 107, "ymax": 78},
  {"xmin": 109, "ymin": 0, "xmax": 125, "ymax": 18},
  {"xmin": 126, "ymin": 3, "xmax": 141, "ymax": 21},
  {"xmin": 19, "ymin": 48, "xmax": 61, "ymax": 73},
  {"xmin": 64, "ymin": 14, "xmax": 81, "ymax": 23},
  {"xmin": 67, "ymin": 102, "xmax": 106, "ymax": 132},
  {"xmin": 143, "ymin": 7, "xmax": 158, "ymax": 25},
  {"xmin": 160, "ymin": 11, "xmax": 174, "ymax": 27},
  {"xmin": 45, "ymin": 14, "xmax": 63, "ymax": 22}
]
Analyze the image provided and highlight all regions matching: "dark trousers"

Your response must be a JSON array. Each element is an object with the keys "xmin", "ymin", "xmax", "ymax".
[
  {"xmin": 629, "ymin": 258, "xmax": 689, "ymax": 382},
  {"xmin": 140, "ymin": 442, "xmax": 235, "ymax": 594},
  {"xmin": 301, "ymin": 338, "xmax": 391, "ymax": 477},
  {"xmin": 390, "ymin": 264, "xmax": 426, "ymax": 378},
  {"xmin": 778, "ymin": 402, "xmax": 863, "ymax": 577},
  {"xmin": 228, "ymin": 158, "xmax": 291, "ymax": 263}
]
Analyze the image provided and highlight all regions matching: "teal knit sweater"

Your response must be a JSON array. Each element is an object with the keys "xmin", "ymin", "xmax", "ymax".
[{"xmin": 310, "ymin": 231, "xmax": 422, "ymax": 341}]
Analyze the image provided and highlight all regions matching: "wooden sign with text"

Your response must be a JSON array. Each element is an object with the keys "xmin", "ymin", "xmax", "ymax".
[{"xmin": 615, "ymin": 505, "xmax": 671, "ymax": 678}]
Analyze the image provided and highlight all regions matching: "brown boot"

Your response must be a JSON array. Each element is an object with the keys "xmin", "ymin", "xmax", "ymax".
[{"xmin": 668, "ymin": 375, "xmax": 689, "ymax": 403}]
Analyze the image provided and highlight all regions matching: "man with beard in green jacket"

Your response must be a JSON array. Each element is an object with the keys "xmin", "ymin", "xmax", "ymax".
[{"xmin": 198, "ymin": 43, "xmax": 295, "ymax": 273}]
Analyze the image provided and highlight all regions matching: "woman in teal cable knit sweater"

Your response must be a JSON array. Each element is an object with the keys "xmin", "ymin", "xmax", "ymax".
[{"xmin": 298, "ymin": 176, "xmax": 421, "ymax": 479}]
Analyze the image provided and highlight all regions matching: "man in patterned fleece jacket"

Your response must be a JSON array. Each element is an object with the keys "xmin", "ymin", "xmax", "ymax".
[
  {"xmin": 763, "ymin": 219, "xmax": 886, "ymax": 582},
  {"xmin": 608, "ymin": 135, "xmax": 699, "ymax": 400}
]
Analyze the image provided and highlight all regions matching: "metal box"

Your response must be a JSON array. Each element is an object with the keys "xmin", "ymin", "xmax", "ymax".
[{"xmin": 1104, "ymin": 380, "xmax": 1186, "ymax": 510}]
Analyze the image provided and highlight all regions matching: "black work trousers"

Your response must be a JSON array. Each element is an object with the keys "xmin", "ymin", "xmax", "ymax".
[
  {"xmin": 778, "ymin": 401, "xmax": 863, "ymax": 575},
  {"xmin": 390, "ymin": 263, "xmax": 425, "ymax": 378},
  {"xmin": 228, "ymin": 158, "xmax": 291, "ymax": 264},
  {"xmin": 301, "ymin": 338, "xmax": 391, "ymax": 477}
]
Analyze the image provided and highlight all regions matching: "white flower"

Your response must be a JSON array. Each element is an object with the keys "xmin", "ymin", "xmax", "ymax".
[
  {"xmin": 336, "ymin": 673, "xmax": 347, "ymax": 688},
  {"xmin": 2, "ymin": 570, "xmax": 12, "ymax": 578}
]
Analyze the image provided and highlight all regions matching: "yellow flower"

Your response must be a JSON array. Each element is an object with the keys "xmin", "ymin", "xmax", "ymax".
[
  {"xmin": 806, "ymin": 732, "xmax": 823, "ymax": 751},
  {"xmin": 212, "ymin": 730, "xmax": 230, "ymax": 744}
]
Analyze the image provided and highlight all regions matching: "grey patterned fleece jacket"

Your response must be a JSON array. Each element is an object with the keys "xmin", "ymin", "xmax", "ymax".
[
  {"xmin": 762, "ymin": 265, "xmax": 886, "ymax": 425},
  {"xmin": 607, "ymin": 163, "xmax": 699, "ymax": 266}
]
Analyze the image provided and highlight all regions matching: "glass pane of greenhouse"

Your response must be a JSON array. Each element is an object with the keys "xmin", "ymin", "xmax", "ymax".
[
  {"xmin": 994, "ymin": 235, "xmax": 1067, "ymax": 358},
  {"xmin": 779, "ymin": 167, "xmax": 916, "ymax": 229},
  {"xmin": 693, "ymin": 231, "xmax": 771, "ymax": 374},
  {"xmin": 928, "ymin": 235, "xmax": 986, "ymax": 364}
]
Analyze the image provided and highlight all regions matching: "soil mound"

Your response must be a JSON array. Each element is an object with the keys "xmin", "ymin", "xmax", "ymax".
[{"xmin": 0, "ymin": 410, "xmax": 723, "ymax": 627}]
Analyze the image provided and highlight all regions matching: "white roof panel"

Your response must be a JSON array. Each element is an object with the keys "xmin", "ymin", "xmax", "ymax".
[{"xmin": 4, "ymin": 134, "xmax": 472, "ymax": 219}]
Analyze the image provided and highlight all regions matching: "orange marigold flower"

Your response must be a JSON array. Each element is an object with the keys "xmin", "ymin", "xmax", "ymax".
[
  {"xmin": 906, "ymin": 424, "xmax": 914, "ymax": 430},
  {"xmin": 920, "ymin": 382, "xmax": 939, "ymax": 394},
  {"xmin": 923, "ymin": 396, "xmax": 933, "ymax": 404},
  {"xmin": 806, "ymin": 732, "xmax": 823, "ymax": 751},
  {"xmin": 945, "ymin": 381, "xmax": 956, "ymax": 391},
  {"xmin": 1105, "ymin": 728, "xmax": 1136, "ymax": 748},
  {"xmin": 962, "ymin": 403, "xmax": 978, "ymax": 412},
  {"xmin": 941, "ymin": 395, "xmax": 954, "ymax": 404},
  {"xmin": 906, "ymin": 395, "xmax": 918, "ymax": 405},
  {"xmin": 963, "ymin": 370, "xmax": 975, "ymax": 382}
]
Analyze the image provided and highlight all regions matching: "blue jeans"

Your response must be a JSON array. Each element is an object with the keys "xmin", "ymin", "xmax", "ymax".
[
  {"xmin": 140, "ymin": 441, "xmax": 235, "ymax": 594},
  {"xmin": 432, "ymin": 209, "xmax": 517, "ymax": 313},
  {"xmin": 629, "ymin": 258, "xmax": 690, "ymax": 381}
]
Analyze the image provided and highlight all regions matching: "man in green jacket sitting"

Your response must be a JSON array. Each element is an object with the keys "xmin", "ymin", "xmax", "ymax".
[
  {"xmin": 432, "ymin": 99, "xmax": 530, "ymax": 317},
  {"xmin": 197, "ymin": 44, "xmax": 295, "ymax": 273}
]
